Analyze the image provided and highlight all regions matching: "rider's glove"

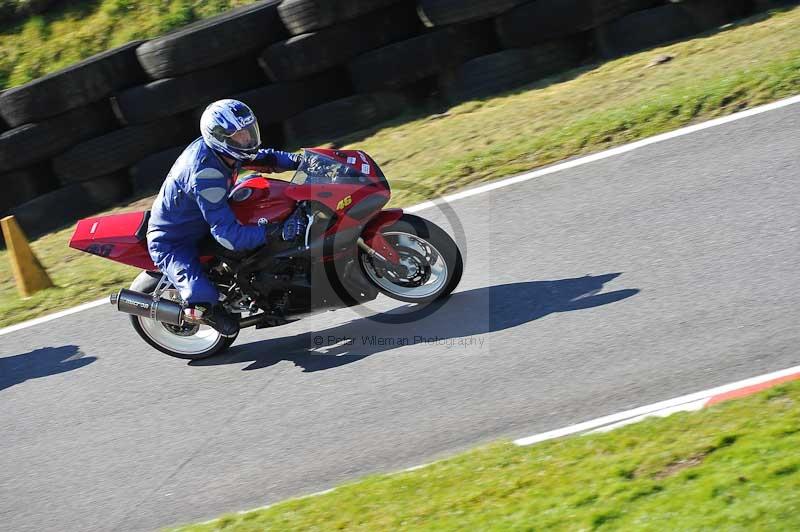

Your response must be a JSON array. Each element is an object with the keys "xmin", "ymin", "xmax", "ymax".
[
  {"xmin": 287, "ymin": 152, "xmax": 302, "ymax": 170},
  {"xmin": 259, "ymin": 218, "xmax": 281, "ymax": 243},
  {"xmin": 255, "ymin": 149, "xmax": 302, "ymax": 171},
  {"xmin": 281, "ymin": 210, "xmax": 307, "ymax": 242}
]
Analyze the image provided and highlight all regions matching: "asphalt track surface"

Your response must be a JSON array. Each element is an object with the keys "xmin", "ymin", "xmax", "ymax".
[{"xmin": 2, "ymin": 103, "xmax": 799, "ymax": 531}]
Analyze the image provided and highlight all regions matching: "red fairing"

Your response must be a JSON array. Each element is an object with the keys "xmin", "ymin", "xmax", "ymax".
[
  {"xmin": 70, "ymin": 148, "xmax": 401, "ymax": 270},
  {"xmin": 69, "ymin": 211, "xmax": 157, "ymax": 270},
  {"xmin": 286, "ymin": 181, "xmax": 388, "ymax": 233},
  {"xmin": 362, "ymin": 209, "xmax": 404, "ymax": 238},
  {"xmin": 292, "ymin": 148, "xmax": 392, "ymax": 238},
  {"xmin": 229, "ymin": 177, "xmax": 297, "ymax": 225},
  {"xmin": 232, "ymin": 148, "xmax": 387, "ymax": 225}
]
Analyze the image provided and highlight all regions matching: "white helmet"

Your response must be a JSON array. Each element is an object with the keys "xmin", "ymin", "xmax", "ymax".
[{"xmin": 200, "ymin": 99, "xmax": 261, "ymax": 161}]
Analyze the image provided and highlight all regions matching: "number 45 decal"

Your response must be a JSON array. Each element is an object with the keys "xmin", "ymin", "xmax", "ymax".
[{"xmin": 336, "ymin": 195, "xmax": 352, "ymax": 211}]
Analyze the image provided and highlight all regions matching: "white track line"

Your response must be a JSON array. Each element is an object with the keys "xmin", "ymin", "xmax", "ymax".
[
  {"xmin": 189, "ymin": 364, "xmax": 800, "ymax": 527},
  {"xmin": 407, "ymin": 94, "xmax": 800, "ymax": 213},
  {"xmin": 3, "ymin": 93, "xmax": 800, "ymax": 338},
  {"xmin": 589, "ymin": 399, "xmax": 708, "ymax": 434},
  {"xmin": 513, "ymin": 364, "xmax": 800, "ymax": 446},
  {"xmin": 0, "ymin": 298, "xmax": 107, "ymax": 337}
]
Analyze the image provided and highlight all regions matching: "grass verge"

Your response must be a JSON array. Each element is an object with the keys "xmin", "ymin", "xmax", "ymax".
[
  {"xmin": 1, "ymin": 7, "xmax": 799, "ymax": 328},
  {"xmin": 173, "ymin": 380, "xmax": 800, "ymax": 531},
  {"xmin": 0, "ymin": 0, "xmax": 257, "ymax": 89}
]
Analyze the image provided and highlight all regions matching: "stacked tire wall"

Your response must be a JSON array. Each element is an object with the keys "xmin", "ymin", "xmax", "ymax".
[{"xmin": 0, "ymin": 0, "xmax": 789, "ymax": 239}]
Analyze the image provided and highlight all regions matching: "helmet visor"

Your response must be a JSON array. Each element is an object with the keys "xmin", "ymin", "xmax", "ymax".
[{"xmin": 224, "ymin": 122, "xmax": 261, "ymax": 152}]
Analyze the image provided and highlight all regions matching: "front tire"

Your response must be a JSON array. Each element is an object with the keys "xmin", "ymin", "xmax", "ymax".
[
  {"xmin": 360, "ymin": 214, "xmax": 463, "ymax": 304},
  {"xmin": 128, "ymin": 271, "xmax": 236, "ymax": 360}
]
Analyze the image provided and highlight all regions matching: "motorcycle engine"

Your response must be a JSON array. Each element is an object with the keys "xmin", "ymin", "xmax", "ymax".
[{"xmin": 251, "ymin": 258, "xmax": 308, "ymax": 311}]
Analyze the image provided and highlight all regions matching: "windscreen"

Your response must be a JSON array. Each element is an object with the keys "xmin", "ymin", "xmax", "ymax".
[{"xmin": 291, "ymin": 150, "xmax": 368, "ymax": 185}]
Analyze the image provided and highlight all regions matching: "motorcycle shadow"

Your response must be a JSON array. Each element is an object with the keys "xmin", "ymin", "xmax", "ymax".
[{"xmin": 192, "ymin": 272, "xmax": 639, "ymax": 372}]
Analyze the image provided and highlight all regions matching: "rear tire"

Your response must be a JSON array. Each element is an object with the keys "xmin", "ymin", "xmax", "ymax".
[
  {"xmin": 128, "ymin": 271, "xmax": 236, "ymax": 360},
  {"xmin": 360, "ymin": 214, "xmax": 463, "ymax": 304}
]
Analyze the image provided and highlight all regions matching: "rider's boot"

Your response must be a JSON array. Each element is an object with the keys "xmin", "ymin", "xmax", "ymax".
[{"xmin": 186, "ymin": 303, "xmax": 240, "ymax": 338}]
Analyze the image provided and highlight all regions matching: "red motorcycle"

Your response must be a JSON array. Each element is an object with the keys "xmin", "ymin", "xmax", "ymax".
[{"xmin": 69, "ymin": 149, "xmax": 463, "ymax": 359}]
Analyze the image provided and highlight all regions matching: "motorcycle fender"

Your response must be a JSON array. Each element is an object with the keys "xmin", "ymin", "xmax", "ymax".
[{"xmin": 362, "ymin": 209, "xmax": 404, "ymax": 265}]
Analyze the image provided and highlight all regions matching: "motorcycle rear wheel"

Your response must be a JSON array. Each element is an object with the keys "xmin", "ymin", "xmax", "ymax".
[
  {"xmin": 360, "ymin": 213, "xmax": 463, "ymax": 304},
  {"xmin": 128, "ymin": 271, "xmax": 237, "ymax": 360}
]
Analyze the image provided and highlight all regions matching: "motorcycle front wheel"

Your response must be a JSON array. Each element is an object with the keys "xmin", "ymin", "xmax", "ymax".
[
  {"xmin": 360, "ymin": 213, "xmax": 463, "ymax": 304},
  {"xmin": 128, "ymin": 271, "xmax": 237, "ymax": 360}
]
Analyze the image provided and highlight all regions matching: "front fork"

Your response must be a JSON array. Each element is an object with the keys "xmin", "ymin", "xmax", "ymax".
[
  {"xmin": 361, "ymin": 209, "xmax": 404, "ymax": 266},
  {"xmin": 359, "ymin": 235, "xmax": 418, "ymax": 280},
  {"xmin": 357, "ymin": 237, "xmax": 390, "ymax": 263}
]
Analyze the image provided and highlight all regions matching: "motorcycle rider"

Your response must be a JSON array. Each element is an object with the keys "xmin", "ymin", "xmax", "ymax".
[{"xmin": 147, "ymin": 99, "xmax": 305, "ymax": 338}]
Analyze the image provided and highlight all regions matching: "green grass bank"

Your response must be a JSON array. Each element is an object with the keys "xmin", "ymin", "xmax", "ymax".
[
  {"xmin": 174, "ymin": 380, "xmax": 800, "ymax": 531},
  {"xmin": 0, "ymin": 0, "xmax": 257, "ymax": 89},
  {"xmin": 1, "ymin": 6, "xmax": 799, "ymax": 327}
]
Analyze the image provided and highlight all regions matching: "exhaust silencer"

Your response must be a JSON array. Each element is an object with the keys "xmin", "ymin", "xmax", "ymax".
[{"xmin": 110, "ymin": 288, "xmax": 184, "ymax": 326}]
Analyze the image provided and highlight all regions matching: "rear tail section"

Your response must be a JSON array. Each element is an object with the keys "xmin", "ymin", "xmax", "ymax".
[{"xmin": 69, "ymin": 211, "xmax": 157, "ymax": 270}]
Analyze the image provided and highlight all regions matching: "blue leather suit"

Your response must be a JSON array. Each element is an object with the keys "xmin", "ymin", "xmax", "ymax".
[{"xmin": 147, "ymin": 138, "xmax": 299, "ymax": 304}]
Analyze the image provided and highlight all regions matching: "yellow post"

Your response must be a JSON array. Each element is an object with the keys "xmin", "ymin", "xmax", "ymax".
[{"xmin": 1, "ymin": 215, "xmax": 53, "ymax": 297}]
